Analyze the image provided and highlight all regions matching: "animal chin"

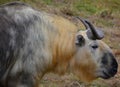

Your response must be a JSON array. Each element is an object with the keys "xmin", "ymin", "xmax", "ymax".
[
  {"xmin": 101, "ymin": 71, "xmax": 111, "ymax": 79},
  {"xmin": 100, "ymin": 70, "xmax": 116, "ymax": 79}
]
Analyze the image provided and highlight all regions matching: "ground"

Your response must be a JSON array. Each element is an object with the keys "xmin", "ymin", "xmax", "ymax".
[
  {"xmin": 0, "ymin": 0, "xmax": 120, "ymax": 87},
  {"xmin": 40, "ymin": 55, "xmax": 120, "ymax": 87}
]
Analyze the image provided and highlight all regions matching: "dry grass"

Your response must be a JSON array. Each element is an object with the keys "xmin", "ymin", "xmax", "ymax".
[{"xmin": 0, "ymin": 0, "xmax": 120, "ymax": 87}]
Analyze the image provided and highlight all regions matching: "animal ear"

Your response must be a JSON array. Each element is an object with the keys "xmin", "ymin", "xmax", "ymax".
[{"xmin": 75, "ymin": 35, "xmax": 85, "ymax": 46}]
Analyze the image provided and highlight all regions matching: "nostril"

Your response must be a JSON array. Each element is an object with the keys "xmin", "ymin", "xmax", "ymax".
[
  {"xmin": 109, "ymin": 67, "xmax": 118, "ymax": 76},
  {"xmin": 113, "ymin": 68, "xmax": 117, "ymax": 73},
  {"xmin": 112, "ymin": 61, "xmax": 118, "ymax": 72},
  {"xmin": 112, "ymin": 70, "xmax": 117, "ymax": 74},
  {"xmin": 113, "ymin": 68, "xmax": 117, "ymax": 71},
  {"xmin": 113, "ymin": 64, "xmax": 118, "ymax": 69},
  {"xmin": 112, "ymin": 60, "xmax": 118, "ymax": 67},
  {"xmin": 110, "ymin": 54, "xmax": 118, "ymax": 66}
]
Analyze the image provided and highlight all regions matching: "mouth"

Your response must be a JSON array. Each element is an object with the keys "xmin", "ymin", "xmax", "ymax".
[
  {"xmin": 100, "ymin": 69, "xmax": 117, "ymax": 79},
  {"xmin": 101, "ymin": 71, "xmax": 111, "ymax": 79}
]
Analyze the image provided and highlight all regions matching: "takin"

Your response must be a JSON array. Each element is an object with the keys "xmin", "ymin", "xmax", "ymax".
[{"xmin": 0, "ymin": 1, "xmax": 118, "ymax": 87}]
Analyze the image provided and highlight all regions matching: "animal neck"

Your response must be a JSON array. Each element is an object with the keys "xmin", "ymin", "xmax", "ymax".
[
  {"xmin": 51, "ymin": 31, "xmax": 76, "ymax": 75},
  {"xmin": 45, "ymin": 15, "xmax": 78, "ymax": 74}
]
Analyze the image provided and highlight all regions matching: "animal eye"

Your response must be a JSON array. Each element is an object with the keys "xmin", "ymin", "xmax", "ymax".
[{"xmin": 92, "ymin": 45, "xmax": 98, "ymax": 49}]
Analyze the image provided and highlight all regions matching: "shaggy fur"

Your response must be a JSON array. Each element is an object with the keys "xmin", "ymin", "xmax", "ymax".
[{"xmin": 0, "ymin": 2, "xmax": 118, "ymax": 87}]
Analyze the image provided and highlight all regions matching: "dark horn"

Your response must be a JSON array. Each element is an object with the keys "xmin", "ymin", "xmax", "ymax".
[
  {"xmin": 76, "ymin": 17, "xmax": 89, "ymax": 29},
  {"xmin": 76, "ymin": 17, "xmax": 104, "ymax": 40},
  {"xmin": 85, "ymin": 20, "xmax": 104, "ymax": 40},
  {"xmin": 76, "ymin": 17, "xmax": 95, "ymax": 39}
]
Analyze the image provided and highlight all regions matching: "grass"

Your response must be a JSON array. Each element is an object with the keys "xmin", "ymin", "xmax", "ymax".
[
  {"xmin": 21, "ymin": 0, "xmax": 119, "ymax": 27},
  {"xmin": 0, "ymin": 0, "xmax": 120, "ymax": 18},
  {"xmin": 0, "ymin": 0, "xmax": 120, "ymax": 87},
  {"xmin": 40, "ymin": 73, "xmax": 120, "ymax": 87}
]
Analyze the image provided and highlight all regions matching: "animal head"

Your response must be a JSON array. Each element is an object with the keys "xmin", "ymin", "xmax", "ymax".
[{"xmin": 70, "ymin": 17, "xmax": 118, "ymax": 82}]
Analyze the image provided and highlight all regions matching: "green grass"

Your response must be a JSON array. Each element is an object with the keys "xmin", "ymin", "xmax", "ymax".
[
  {"xmin": 0, "ymin": 0, "xmax": 120, "ymax": 17},
  {"xmin": 11, "ymin": 0, "xmax": 119, "ymax": 26}
]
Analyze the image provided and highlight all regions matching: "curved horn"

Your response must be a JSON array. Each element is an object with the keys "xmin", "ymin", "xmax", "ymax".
[
  {"xmin": 76, "ymin": 17, "xmax": 89, "ymax": 29},
  {"xmin": 85, "ymin": 20, "xmax": 104, "ymax": 40},
  {"xmin": 76, "ymin": 17, "xmax": 104, "ymax": 40}
]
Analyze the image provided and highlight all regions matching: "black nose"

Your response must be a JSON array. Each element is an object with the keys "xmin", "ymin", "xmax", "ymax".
[
  {"xmin": 102, "ymin": 52, "xmax": 118, "ymax": 79},
  {"xmin": 109, "ymin": 57, "xmax": 118, "ymax": 76}
]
